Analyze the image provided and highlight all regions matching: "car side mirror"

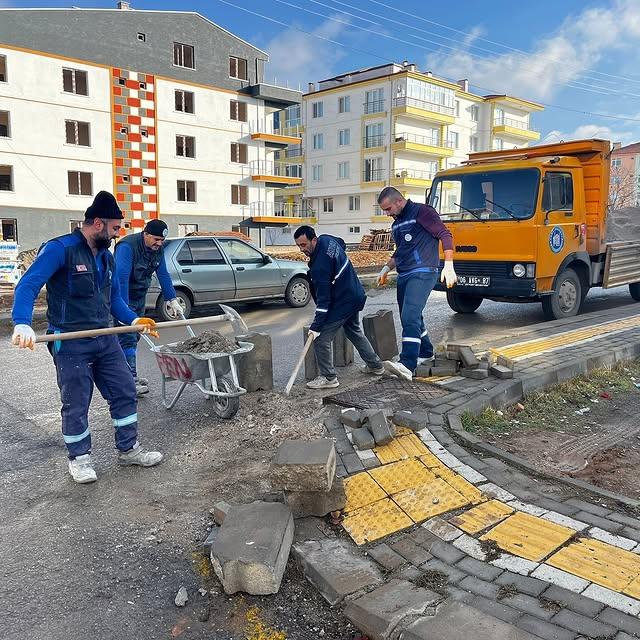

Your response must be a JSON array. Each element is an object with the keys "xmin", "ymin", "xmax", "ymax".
[{"xmin": 263, "ymin": 254, "xmax": 272, "ymax": 264}]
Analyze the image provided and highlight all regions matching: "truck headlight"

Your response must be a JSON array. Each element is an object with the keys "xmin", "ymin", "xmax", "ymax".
[{"xmin": 513, "ymin": 263, "xmax": 526, "ymax": 278}]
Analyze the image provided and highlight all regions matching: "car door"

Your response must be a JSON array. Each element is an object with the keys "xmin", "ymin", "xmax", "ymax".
[
  {"xmin": 174, "ymin": 239, "xmax": 236, "ymax": 303},
  {"xmin": 216, "ymin": 238, "xmax": 284, "ymax": 299}
]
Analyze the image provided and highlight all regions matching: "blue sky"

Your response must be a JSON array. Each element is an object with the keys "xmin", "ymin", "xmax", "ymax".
[{"xmin": 5, "ymin": 0, "xmax": 640, "ymax": 145}]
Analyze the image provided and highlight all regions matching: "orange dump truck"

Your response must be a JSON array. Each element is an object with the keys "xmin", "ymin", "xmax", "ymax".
[{"xmin": 430, "ymin": 139, "xmax": 640, "ymax": 320}]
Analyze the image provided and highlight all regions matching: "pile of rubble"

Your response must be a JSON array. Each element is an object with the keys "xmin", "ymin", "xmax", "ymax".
[
  {"xmin": 417, "ymin": 343, "xmax": 514, "ymax": 381},
  {"xmin": 358, "ymin": 229, "xmax": 393, "ymax": 251}
]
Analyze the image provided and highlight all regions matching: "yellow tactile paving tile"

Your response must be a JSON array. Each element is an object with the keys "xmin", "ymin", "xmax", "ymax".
[
  {"xmin": 392, "ymin": 478, "xmax": 469, "ymax": 523},
  {"xmin": 394, "ymin": 426, "xmax": 414, "ymax": 437},
  {"xmin": 374, "ymin": 438, "xmax": 410, "ymax": 464},
  {"xmin": 396, "ymin": 434, "xmax": 432, "ymax": 457},
  {"xmin": 432, "ymin": 466, "xmax": 485, "ymax": 505},
  {"xmin": 419, "ymin": 452, "xmax": 446, "ymax": 469},
  {"xmin": 342, "ymin": 498, "xmax": 413, "ymax": 545},
  {"xmin": 343, "ymin": 472, "xmax": 386, "ymax": 513},
  {"xmin": 548, "ymin": 538, "xmax": 640, "ymax": 593},
  {"xmin": 450, "ymin": 500, "xmax": 514, "ymax": 535},
  {"xmin": 622, "ymin": 575, "xmax": 640, "ymax": 599},
  {"xmin": 369, "ymin": 458, "xmax": 437, "ymax": 495},
  {"xmin": 482, "ymin": 511, "xmax": 575, "ymax": 562}
]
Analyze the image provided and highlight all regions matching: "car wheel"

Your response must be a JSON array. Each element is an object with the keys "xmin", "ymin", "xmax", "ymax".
[
  {"xmin": 156, "ymin": 290, "xmax": 192, "ymax": 321},
  {"xmin": 285, "ymin": 277, "xmax": 311, "ymax": 307},
  {"xmin": 630, "ymin": 282, "xmax": 640, "ymax": 301},
  {"xmin": 446, "ymin": 290, "xmax": 483, "ymax": 313},
  {"xmin": 542, "ymin": 268, "xmax": 582, "ymax": 320}
]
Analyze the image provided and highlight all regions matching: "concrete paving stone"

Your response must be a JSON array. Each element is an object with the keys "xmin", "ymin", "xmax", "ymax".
[
  {"xmin": 212, "ymin": 500, "xmax": 232, "ymax": 525},
  {"xmin": 541, "ymin": 511, "xmax": 589, "ymax": 531},
  {"xmin": 344, "ymin": 579, "xmax": 440, "ymax": 640},
  {"xmin": 363, "ymin": 456, "xmax": 382, "ymax": 470},
  {"xmin": 564, "ymin": 498, "xmax": 612, "ymax": 518},
  {"xmin": 335, "ymin": 462, "xmax": 347, "ymax": 478},
  {"xmin": 352, "ymin": 426, "xmax": 376, "ymax": 451},
  {"xmin": 573, "ymin": 510, "xmax": 624, "ymax": 533},
  {"xmin": 422, "ymin": 518, "xmax": 464, "ymax": 542},
  {"xmin": 203, "ymin": 526, "xmax": 219, "ymax": 553},
  {"xmin": 540, "ymin": 499, "xmax": 581, "ymax": 517},
  {"xmin": 495, "ymin": 572, "xmax": 548, "ymax": 597},
  {"xmin": 454, "ymin": 464, "xmax": 487, "ymax": 484},
  {"xmin": 456, "ymin": 556, "xmax": 503, "ymax": 581},
  {"xmin": 334, "ymin": 437, "xmax": 354, "ymax": 456},
  {"xmin": 356, "ymin": 447, "xmax": 378, "ymax": 462},
  {"xmin": 587, "ymin": 526, "xmax": 638, "ymax": 551},
  {"xmin": 466, "ymin": 595, "xmax": 523, "ymax": 624},
  {"xmin": 398, "ymin": 565, "xmax": 423, "ymax": 582},
  {"xmin": 608, "ymin": 512, "xmax": 640, "ymax": 529},
  {"xmin": 342, "ymin": 452, "xmax": 365, "ymax": 475},
  {"xmin": 507, "ymin": 593, "xmax": 556, "ymax": 621},
  {"xmin": 391, "ymin": 538, "xmax": 434, "ymax": 566},
  {"xmin": 363, "ymin": 309, "xmax": 399, "ymax": 361},
  {"xmin": 236, "ymin": 332, "xmax": 273, "ymax": 392},
  {"xmin": 616, "ymin": 632, "xmax": 637, "ymax": 640},
  {"xmin": 540, "ymin": 585, "xmax": 604, "ymax": 617},
  {"xmin": 446, "ymin": 443, "xmax": 470, "ymax": 458},
  {"xmin": 366, "ymin": 410, "xmax": 395, "ymax": 446},
  {"xmin": 531, "ymin": 565, "xmax": 590, "ymax": 593},
  {"xmin": 393, "ymin": 409, "xmax": 429, "ymax": 432},
  {"xmin": 429, "ymin": 540, "xmax": 467, "ymax": 564},
  {"xmin": 483, "ymin": 458, "xmax": 512, "ymax": 471},
  {"xmin": 293, "ymin": 516, "xmax": 329, "ymax": 543},
  {"xmin": 446, "ymin": 586, "xmax": 475, "ymax": 603},
  {"xmin": 453, "ymin": 534, "xmax": 487, "ymax": 561},
  {"xmin": 459, "ymin": 576, "xmax": 500, "ymax": 600},
  {"xmin": 598, "ymin": 606, "xmax": 640, "ymax": 636},
  {"xmin": 270, "ymin": 439, "xmax": 337, "ymax": 492},
  {"xmin": 461, "ymin": 367, "xmax": 490, "ymax": 380},
  {"xmin": 491, "ymin": 365, "xmax": 514, "ymax": 380},
  {"xmin": 428, "ymin": 403, "xmax": 456, "ymax": 415},
  {"xmin": 427, "ymin": 412, "xmax": 444, "ymax": 426},
  {"xmin": 506, "ymin": 499, "xmax": 548, "ymax": 517},
  {"xmin": 340, "ymin": 408, "xmax": 363, "ymax": 429},
  {"xmin": 551, "ymin": 608, "xmax": 616, "ymax": 638},
  {"xmin": 515, "ymin": 615, "xmax": 575, "ymax": 640},
  {"xmin": 401, "ymin": 601, "xmax": 540, "ymax": 640},
  {"xmin": 422, "ymin": 558, "xmax": 468, "ymax": 584},
  {"xmin": 433, "ymin": 451, "xmax": 463, "ymax": 468},
  {"xmin": 621, "ymin": 526, "xmax": 640, "ymax": 543},
  {"xmin": 407, "ymin": 527, "xmax": 440, "ymax": 547},
  {"xmin": 416, "ymin": 428, "xmax": 438, "ymax": 445},
  {"xmin": 284, "ymin": 478, "xmax": 347, "ymax": 518},
  {"xmin": 490, "ymin": 555, "xmax": 540, "ymax": 577},
  {"xmin": 478, "ymin": 483, "xmax": 518, "ymax": 503},
  {"xmin": 210, "ymin": 501, "xmax": 294, "ymax": 595},
  {"xmin": 292, "ymin": 538, "xmax": 383, "ymax": 605},
  {"xmin": 583, "ymin": 584, "xmax": 640, "ymax": 616},
  {"xmin": 367, "ymin": 543, "xmax": 407, "ymax": 571}
]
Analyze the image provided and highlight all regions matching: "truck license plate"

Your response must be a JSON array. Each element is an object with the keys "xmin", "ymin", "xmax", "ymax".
[{"xmin": 458, "ymin": 275, "xmax": 490, "ymax": 287}]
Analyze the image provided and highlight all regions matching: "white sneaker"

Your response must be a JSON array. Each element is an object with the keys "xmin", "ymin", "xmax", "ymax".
[
  {"xmin": 418, "ymin": 356, "xmax": 435, "ymax": 365},
  {"xmin": 136, "ymin": 381, "xmax": 149, "ymax": 397},
  {"xmin": 383, "ymin": 361, "xmax": 413, "ymax": 381},
  {"xmin": 361, "ymin": 364, "xmax": 385, "ymax": 376},
  {"xmin": 136, "ymin": 376, "xmax": 149, "ymax": 386},
  {"xmin": 68, "ymin": 454, "xmax": 97, "ymax": 484},
  {"xmin": 306, "ymin": 376, "xmax": 340, "ymax": 389},
  {"xmin": 118, "ymin": 442, "xmax": 163, "ymax": 467}
]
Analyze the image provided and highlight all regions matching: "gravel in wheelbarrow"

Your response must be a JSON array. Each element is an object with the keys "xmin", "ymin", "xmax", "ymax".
[{"xmin": 162, "ymin": 330, "xmax": 238, "ymax": 355}]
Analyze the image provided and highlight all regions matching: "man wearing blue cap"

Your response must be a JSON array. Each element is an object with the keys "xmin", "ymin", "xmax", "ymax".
[{"xmin": 114, "ymin": 219, "xmax": 180, "ymax": 395}]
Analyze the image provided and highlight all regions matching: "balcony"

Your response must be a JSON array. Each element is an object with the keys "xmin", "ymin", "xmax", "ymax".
[
  {"xmin": 492, "ymin": 117, "xmax": 540, "ymax": 141},
  {"xmin": 390, "ymin": 167, "xmax": 435, "ymax": 188},
  {"xmin": 247, "ymin": 201, "xmax": 316, "ymax": 224},
  {"xmin": 362, "ymin": 134, "xmax": 386, "ymax": 152},
  {"xmin": 392, "ymin": 96, "xmax": 455, "ymax": 125},
  {"xmin": 361, "ymin": 167, "xmax": 386, "ymax": 187},
  {"xmin": 274, "ymin": 118, "xmax": 305, "ymax": 137},
  {"xmin": 274, "ymin": 146, "xmax": 304, "ymax": 163},
  {"xmin": 371, "ymin": 204, "xmax": 393, "ymax": 223},
  {"xmin": 249, "ymin": 160, "xmax": 303, "ymax": 187},
  {"xmin": 363, "ymin": 99, "xmax": 386, "ymax": 116},
  {"xmin": 392, "ymin": 131, "xmax": 455, "ymax": 157},
  {"xmin": 239, "ymin": 83, "xmax": 302, "ymax": 109},
  {"xmin": 248, "ymin": 120, "xmax": 302, "ymax": 147}
]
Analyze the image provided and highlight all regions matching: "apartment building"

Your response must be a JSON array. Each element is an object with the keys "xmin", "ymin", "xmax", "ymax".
[
  {"xmin": 610, "ymin": 141, "xmax": 640, "ymax": 208},
  {"xmin": 272, "ymin": 62, "xmax": 542, "ymax": 243},
  {"xmin": 0, "ymin": 4, "xmax": 301, "ymax": 248}
]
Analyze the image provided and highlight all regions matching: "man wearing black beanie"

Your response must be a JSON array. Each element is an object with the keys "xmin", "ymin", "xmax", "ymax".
[{"xmin": 114, "ymin": 218, "xmax": 180, "ymax": 395}]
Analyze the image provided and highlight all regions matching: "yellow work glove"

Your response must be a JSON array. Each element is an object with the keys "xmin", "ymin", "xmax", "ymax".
[{"xmin": 132, "ymin": 317, "xmax": 159, "ymax": 338}]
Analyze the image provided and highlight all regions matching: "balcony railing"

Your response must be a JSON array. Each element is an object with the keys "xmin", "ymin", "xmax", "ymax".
[
  {"xmin": 364, "ymin": 100, "xmax": 385, "ymax": 114},
  {"xmin": 274, "ymin": 146, "xmax": 304, "ymax": 160},
  {"xmin": 363, "ymin": 134, "xmax": 385, "ymax": 148},
  {"xmin": 393, "ymin": 167, "xmax": 435, "ymax": 181},
  {"xmin": 392, "ymin": 96, "xmax": 455, "ymax": 116},
  {"xmin": 394, "ymin": 131, "xmax": 454, "ymax": 148},
  {"xmin": 249, "ymin": 202, "xmax": 315, "ymax": 218},
  {"xmin": 493, "ymin": 117, "xmax": 535, "ymax": 131},
  {"xmin": 362, "ymin": 168, "xmax": 386, "ymax": 182},
  {"xmin": 249, "ymin": 160, "xmax": 303, "ymax": 178},
  {"xmin": 372, "ymin": 205, "xmax": 388, "ymax": 216},
  {"xmin": 249, "ymin": 120, "xmax": 303, "ymax": 137}
]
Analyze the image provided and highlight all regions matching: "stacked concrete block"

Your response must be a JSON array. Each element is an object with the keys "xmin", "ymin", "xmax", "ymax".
[
  {"xmin": 284, "ymin": 478, "xmax": 347, "ymax": 518},
  {"xmin": 490, "ymin": 364, "xmax": 514, "ymax": 379},
  {"xmin": 236, "ymin": 332, "xmax": 273, "ymax": 392},
  {"xmin": 392, "ymin": 410, "xmax": 429, "ymax": 432},
  {"xmin": 352, "ymin": 426, "xmax": 376, "ymax": 450},
  {"xmin": 363, "ymin": 409, "xmax": 395, "ymax": 446},
  {"xmin": 363, "ymin": 309, "xmax": 399, "ymax": 361},
  {"xmin": 303, "ymin": 326, "xmax": 353, "ymax": 381},
  {"xmin": 429, "ymin": 355, "xmax": 459, "ymax": 377},
  {"xmin": 340, "ymin": 408, "xmax": 363, "ymax": 429}
]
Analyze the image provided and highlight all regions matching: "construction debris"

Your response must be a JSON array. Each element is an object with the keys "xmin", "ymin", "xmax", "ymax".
[
  {"xmin": 358, "ymin": 229, "xmax": 394, "ymax": 251},
  {"xmin": 270, "ymin": 439, "xmax": 337, "ymax": 492},
  {"xmin": 168, "ymin": 330, "xmax": 238, "ymax": 354}
]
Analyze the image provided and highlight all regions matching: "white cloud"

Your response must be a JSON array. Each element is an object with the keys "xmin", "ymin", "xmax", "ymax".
[
  {"xmin": 424, "ymin": 0, "xmax": 640, "ymax": 101},
  {"xmin": 263, "ymin": 16, "xmax": 351, "ymax": 90},
  {"xmin": 543, "ymin": 123, "xmax": 637, "ymax": 146}
]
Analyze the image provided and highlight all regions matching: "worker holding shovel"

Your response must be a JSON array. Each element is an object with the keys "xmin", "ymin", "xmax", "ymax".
[{"xmin": 11, "ymin": 191, "xmax": 163, "ymax": 484}]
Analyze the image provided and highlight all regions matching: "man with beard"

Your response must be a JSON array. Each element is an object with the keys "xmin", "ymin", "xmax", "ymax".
[
  {"xmin": 11, "ymin": 191, "xmax": 163, "ymax": 484},
  {"xmin": 114, "ymin": 219, "xmax": 180, "ymax": 396}
]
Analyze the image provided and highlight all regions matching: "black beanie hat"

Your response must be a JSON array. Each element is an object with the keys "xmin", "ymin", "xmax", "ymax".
[
  {"xmin": 144, "ymin": 219, "xmax": 168, "ymax": 238},
  {"xmin": 85, "ymin": 191, "xmax": 123, "ymax": 220}
]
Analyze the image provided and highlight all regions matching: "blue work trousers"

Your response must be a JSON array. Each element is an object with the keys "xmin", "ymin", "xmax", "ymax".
[
  {"xmin": 397, "ymin": 271, "xmax": 438, "ymax": 372},
  {"xmin": 49, "ymin": 334, "xmax": 139, "ymax": 459},
  {"xmin": 118, "ymin": 298, "xmax": 145, "ymax": 378}
]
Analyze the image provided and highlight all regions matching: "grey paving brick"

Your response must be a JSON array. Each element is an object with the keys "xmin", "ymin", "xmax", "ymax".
[
  {"xmin": 616, "ymin": 632, "xmax": 637, "ymax": 640},
  {"xmin": 391, "ymin": 538, "xmax": 433, "ymax": 566},
  {"xmin": 574, "ymin": 511, "xmax": 624, "ymax": 533},
  {"xmin": 421, "ymin": 558, "xmax": 467, "ymax": 584},
  {"xmin": 608, "ymin": 512, "xmax": 640, "ymax": 529},
  {"xmin": 508, "ymin": 593, "xmax": 556, "ymax": 621},
  {"xmin": 458, "ymin": 576, "xmax": 500, "ymax": 600},
  {"xmin": 621, "ymin": 526, "xmax": 640, "ymax": 543},
  {"xmin": 407, "ymin": 527, "xmax": 440, "ymax": 548},
  {"xmin": 495, "ymin": 572, "xmax": 548, "ymax": 597},
  {"xmin": 342, "ymin": 452, "xmax": 365, "ymax": 475},
  {"xmin": 456, "ymin": 556, "xmax": 503, "ymax": 581},
  {"xmin": 552, "ymin": 608, "xmax": 616, "ymax": 637},
  {"xmin": 536, "ymin": 498, "xmax": 581, "ymax": 517},
  {"xmin": 467, "ymin": 595, "xmax": 522, "ymax": 624},
  {"xmin": 541, "ymin": 585, "xmax": 605, "ymax": 618},
  {"xmin": 398, "ymin": 565, "xmax": 423, "ymax": 582},
  {"xmin": 516, "ymin": 615, "xmax": 575, "ymax": 640},
  {"xmin": 367, "ymin": 543, "xmax": 406, "ymax": 571},
  {"xmin": 335, "ymin": 462, "xmax": 347, "ymax": 478},
  {"xmin": 446, "ymin": 586, "xmax": 474, "ymax": 603},
  {"xmin": 564, "ymin": 498, "xmax": 612, "ymax": 518},
  {"xmin": 597, "ymin": 606, "xmax": 640, "ymax": 636},
  {"xmin": 427, "ymin": 540, "xmax": 466, "ymax": 564}
]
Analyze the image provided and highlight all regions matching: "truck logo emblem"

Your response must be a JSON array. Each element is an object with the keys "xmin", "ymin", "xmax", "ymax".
[{"xmin": 549, "ymin": 226, "xmax": 565, "ymax": 253}]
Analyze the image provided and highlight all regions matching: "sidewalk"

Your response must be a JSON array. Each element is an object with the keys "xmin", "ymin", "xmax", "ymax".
[{"xmin": 292, "ymin": 303, "xmax": 640, "ymax": 639}]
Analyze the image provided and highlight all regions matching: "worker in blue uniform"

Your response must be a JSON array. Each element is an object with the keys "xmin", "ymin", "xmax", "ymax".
[
  {"xmin": 114, "ymin": 219, "xmax": 181, "ymax": 396},
  {"xmin": 11, "ymin": 191, "xmax": 163, "ymax": 484}
]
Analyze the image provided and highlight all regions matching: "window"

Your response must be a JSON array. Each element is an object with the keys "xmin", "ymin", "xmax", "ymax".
[
  {"xmin": 230, "ymin": 142, "xmax": 248, "ymax": 164},
  {"xmin": 469, "ymin": 135, "xmax": 479, "ymax": 152},
  {"xmin": 139, "ymin": 81, "xmax": 147, "ymax": 90},
  {"xmin": 349, "ymin": 226, "xmax": 361, "ymax": 234},
  {"xmin": 173, "ymin": 42, "xmax": 195, "ymax": 69},
  {"xmin": 312, "ymin": 101, "xmax": 323, "ymax": 118},
  {"xmin": 65, "ymin": 120, "xmax": 90, "ymax": 146},
  {"xmin": 542, "ymin": 173, "xmax": 573, "ymax": 212},
  {"xmin": 494, "ymin": 107, "xmax": 505, "ymax": 125},
  {"xmin": 142, "ymin": 177, "xmax": 149, "ymax": 184},
  {"xmin": 364, "ymin": 88, "xmax": 384, "ymax": 114},
  {"xmin": 470, "ymin": 105, "xmax": 479, "ymax": 122},
  {"xmin": 338, "ymin": 128, "xmax": 350, "ymax": 146},
  {"xmin": 122, "ymin": 174, "xmax": 130, "ymax": 183},
  {"xmin": 230, "ymin": 100, "xmax": 248, "ymax": 122},
  {"xmin": 312, "ymin": 133, "xmax": 324, "ymax": 150},
  {"xmin": 0, "ymin": 166, "xmax": 13, "ymax": 191},
  {"xmin": 348, "ymin": 195, "xmax": 360, "ymax": 211},
  {"xmin": 141, "ymin": 129, "xmax": 148, "ymax": 137},
  {"xmin": 178, "ymin": 223, "xmax": 198, "ymax": 237},
  {"xmin": 67, "ymin": 171, "xmax": 92, "ymax": 196},
  {"xmin": 177, "ymin": 180, "xmax": 196, "ymax": 202},
  {"xmin": 339, "ymin": 96, "xmax": 350, "ymax": 113},
  {"xmin": 118, "ymin": 77, "xmax": 126, "ymax": 86},
  {"xmin": 363, "ymin": 157, "xmax": 383, "ymax": 182},
  {"xmin": 612, "ymin": 158, "xmax": 622, "ymax": 168},
  {"xmin": 176, "ymin": 135, "xmax": 196, "ymax": 158},
  {"xmin": 229, "ymin": 56, "xmax": 248, "ymax": 80},
  {"xmin": 0, "ymin": 111, "xmax": 10, "ymax": 137},
  {"xmin": 218, "ymin": 238, "xmax": 264, "ymax": 264},
  {"xmin": 337, "ymin": 161, "xmax": 350, "ymax": 179},
  {"xmin": 62, "ymin": 68, "xmax": 88, "ymax": 95},
  {"xmin": 493, "ymin": 138, "xmax": 504, "ymax": 151},
  {"xmin": 447, "ymin": 131, "xmax": 459, "ymax": 149},
  {"xmin": 323, "ymin": 197, "xmax": 334, "ymax": 213},
  {"xmin": 137, "ymin": 32, "xmax": 146, "ymax": 42},
  {"xmin": 175, "ymin": 90, "xmax": 195, "ymax": 114},
  {"xmin": 0, "ymin": 55, "xmax": 6, "ymax": 82},
  {"xmin": 119, "ymin": 126, "xmax": 129, "ymax": 135},
  {"xmin": 184, "ymin": 239, "xmax": 226, "ymax": 265},
  {"xmin": 312, "ymin": 164, "xmax": 323, "ymax": 181},
  {"xmin": 231, "ymin": 184, "xmax": 248, "ymax": 205},
  {"xmin": 455, "ymin": 100, "xmax": 460, "ymax": 117},
  {"xmin": 364, "ymin": 122, "xmax": 384, "ymax": 148}
]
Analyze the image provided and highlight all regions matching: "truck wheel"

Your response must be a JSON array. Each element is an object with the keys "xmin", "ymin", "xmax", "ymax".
[
  {"xmin": 542, "ymin": 268, "xmax": 582, "ymax": 320},
  {"xmin": 285, "ymin": 277, "xmax": 311, "ymax": 308},
  {"xmin": 446, "ymin": 290, "xmax": 483, "ymax": 313},
  {"xmin": 156, "ymin": 290, "xmax": 192, "ymax": 321},
  {"xmin": 630, "ymin": 283, "xmax": 640, "ymax": 301}
]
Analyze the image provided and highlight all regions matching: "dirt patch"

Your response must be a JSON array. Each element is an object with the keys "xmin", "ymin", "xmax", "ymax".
[
  {"xmin": 168, "ymin": 330, "xmax": 239, "ymax": 354},
  {"xmin": 497, "ymin": 584, "xmax": 518, "ymax": 600},
  {"xmin": 479, "ymin": 539, "xmax": 502, "ymax": 561},
  {"xmin": 414, "ymin": 569, "xmax": 449, "ymax": 595}
]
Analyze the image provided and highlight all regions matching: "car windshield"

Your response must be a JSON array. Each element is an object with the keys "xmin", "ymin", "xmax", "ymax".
[{"xmin": 429, "ymin": 168, "xmax": 540, "ymax": 221}]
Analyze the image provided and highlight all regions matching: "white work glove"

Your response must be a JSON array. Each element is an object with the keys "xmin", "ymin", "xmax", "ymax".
[
  {"xmin": 309, "ymin": 330, "xmax": 321, "ymax": 340},
  {"xmin": 167, "ymin": 298, "xmax": 183, "ymax": 318},
  {"xmin": 440, "ymin": 261, "xmax": 457, "ymax": 289},
  {"xmin": 377, "ymin": 265, "xmax": 391, "ymax": 286},
  {"xmin": 12, "ymin": 324, "xmax": 36, "ymax": 350}
]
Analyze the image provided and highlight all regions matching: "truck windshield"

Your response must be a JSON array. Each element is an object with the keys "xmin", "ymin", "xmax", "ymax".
[{"xmin": 429, "ymin": 168, "xmax": 540, "ymax": 221}]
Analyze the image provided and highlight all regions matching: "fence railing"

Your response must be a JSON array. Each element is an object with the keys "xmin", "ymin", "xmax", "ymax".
[{"xmin": 392, "ymin": 96, "xmax": 455, "ymax": 116}]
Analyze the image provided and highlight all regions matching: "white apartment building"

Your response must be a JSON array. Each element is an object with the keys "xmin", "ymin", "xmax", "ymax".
[{"xmin": 273, "ymin": 62, "xmax": 543, "ymax": 243}]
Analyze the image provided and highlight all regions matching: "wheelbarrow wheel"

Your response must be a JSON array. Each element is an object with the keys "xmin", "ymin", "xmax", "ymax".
[{"xmin": 209, "ymin": 376, "xmax": 240, "ymax": 419}]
